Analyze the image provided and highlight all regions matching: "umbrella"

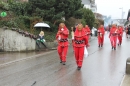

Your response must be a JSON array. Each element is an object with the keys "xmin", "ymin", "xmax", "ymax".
[{"xmin": 34, "ymin": 22, "xmax": 50, "ymax": 28}]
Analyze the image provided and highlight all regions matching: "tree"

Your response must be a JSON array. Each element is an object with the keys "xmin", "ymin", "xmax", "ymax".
[
  {"xmin": 9, "ymin": 0, "xmax": 84, "ymax": 32},
  {"xmin": 54, "ymin": 0, "xmax": 83, "ymax": 20},
  {"xmin": 82, "ymin": 8, "xmax": 95, "ymax": 29}
]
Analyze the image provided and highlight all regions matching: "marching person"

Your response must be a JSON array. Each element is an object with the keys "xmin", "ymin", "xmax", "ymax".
[
  {"xmin": 109, "ymin": 24, "xmax": 119, "ymax": 50},
  {"xmin": 84, "ymin": 25, "xmax": 91, "ymax": 46},
  {"xmin": 74, "ymin": 24, "xmax": 89, "ymax": 70},
  {"xmin": 127, "ymin": 25, "xmax": 130, "ymax": 38},
  {"xmin": 125, "ymin": 26, "xmax": 128, "ymax": 38},
  {"xmin": 56, "ymin": 23, "xmax": 69, "ymax": 65},
  {"xmin": 118, "ymin": 26, "xmax": 123, "ymax": 46},
  {"xmin": 97, "ymin": 25, "xmax": 105, "ymax": 47}
]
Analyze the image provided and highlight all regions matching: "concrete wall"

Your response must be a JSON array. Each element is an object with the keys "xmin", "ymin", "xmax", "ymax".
[{"xmin": 0, "ymin": 28, "xmax": 36, "ymax": 51}]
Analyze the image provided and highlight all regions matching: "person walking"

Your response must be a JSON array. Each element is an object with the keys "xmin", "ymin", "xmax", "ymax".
[
  {"xmin": 56, "ymin": 23, "xmax": 69, "ymax": 65},
  {"xmin": 127, "ymin": 25, "xmax": 130, "ymax": 38},
  {"xmin": 84, "ymin": 25, "xmax": 91, "ymax": 46},
  {"xmin": 74, "ymin": 24, "xmax": 89, "ymax": 70},
  {"xmin": 118, "ymin": 26, "xmax": 123, "ymax": 46},
  {"xmin": 97, "ymin": 25, "xmax": 105, "ymax": 47},
  {"xmin": 109, "ymin": 24, "xmax": 119, "ymax": 50}
]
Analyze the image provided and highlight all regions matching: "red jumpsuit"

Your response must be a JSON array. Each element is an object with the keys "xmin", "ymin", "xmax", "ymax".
[
  {"xmin": 56, "ymin": 26, "xmax": 69, "ymax": 64},
  {"xmin": 118, "ymin": 27, "xmax": 123, "ymax": 45},
  {"xmin": 97, "ymin": 27, "xmax": 105, "ymax": 47},
  {"xmin": 109, "ymin": 27, "xmax": 119, "ymax": 50},
  {"xmin": 84, "ymin": 27, "xmax": 91, "ymax": 41},
  {"xmin": 74, "ymin": 28, "xmax": 88, "ymax": 69}
]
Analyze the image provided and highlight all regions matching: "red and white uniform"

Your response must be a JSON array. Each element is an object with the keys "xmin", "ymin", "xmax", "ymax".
[
  {"xmin": 74, "ymin": 28, "xmax": 88, "ymax": 68},
  {"xmin": 56, "ymin": 26, "xmax": 69, "ymax": 62},
  {"xmin": 109, "ymin": 27, "xmax": 119, "ymax": 48},
  {"xmin": 118, "ymin": 26, "xmax": 123, "ymax": 45},
  {"xmin": 84, "ymin": 26, "xmax": 91, "ymax": 41},
  {"xmin": 97, "ymin": 27, "xmax": 105, "ymax": 46}
]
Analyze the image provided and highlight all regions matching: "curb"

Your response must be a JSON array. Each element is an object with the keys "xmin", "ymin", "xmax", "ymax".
[{"xmin": 0, "ymin": 50, "xmax": 56, "ymax": 67}]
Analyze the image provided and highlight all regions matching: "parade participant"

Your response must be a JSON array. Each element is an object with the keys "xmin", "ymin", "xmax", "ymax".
[
  {"xmin": 56, "ymin": 23, "xmax": 69, "ymax": 65},
  {"xmin": 36, "ymin": 31, "xmax": 47, "ymax": 48},
  {"xmin": 127, "ymin": 25, "xmax": 130, "ymax": 38},
  {"xmin": 118, "ymin": 26, "xmax": 123, "ymax": 46},
  {"xmin": 125, "ymin": 26, "xmax": 128, "ymax": 38},
  {"xmin": 97, "ymin": 25, "xmax": 105, "ymax": 47},
  {"xmin": 109, "ymin": 24, "xmax": 119, "ymax": 50},
  {"xmin": 73, "ymin": 24, "xmax": 78, "ymax": 32},
  {"xmin": 84, "ymin": 25, "xmax": 91, "ymax": 46},
  {"xmin": 74, "ymin": 24, "xmax": 88, "ymax": 70}
]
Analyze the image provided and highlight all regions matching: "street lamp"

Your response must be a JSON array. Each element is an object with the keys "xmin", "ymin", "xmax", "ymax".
[{"xmin": 119, "ymin": 7, "xmax": 124, "ymax": 23}]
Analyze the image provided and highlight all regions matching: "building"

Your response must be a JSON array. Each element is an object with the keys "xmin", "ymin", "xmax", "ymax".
[
  {"xmin": 112, "ymin": 19, "xmax": 127, "ymax": 26},
  {"xmin": 82, "ymin": 0, "xmax": 97, "ymax": 13},
  {"xmin": 125, "ymin": 9, "xmax": 130, "ymax": 26},
  {"xmin": 127, "ymin": 9, "xmax": 130, "ymax": 21},
  {"xmin": 94, "ymin": 13, "xmax": 104, "ymax": 20}
]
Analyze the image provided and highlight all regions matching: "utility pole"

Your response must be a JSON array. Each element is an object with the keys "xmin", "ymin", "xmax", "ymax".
[{"xmin": 119, "ymin": 7, "xmax": 124, "ymax": 24}]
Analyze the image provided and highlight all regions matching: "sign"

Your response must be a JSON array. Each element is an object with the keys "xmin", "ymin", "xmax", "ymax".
[{"xmin": 0, "ymin": 12, "xmax": 7, "ymax": 17}]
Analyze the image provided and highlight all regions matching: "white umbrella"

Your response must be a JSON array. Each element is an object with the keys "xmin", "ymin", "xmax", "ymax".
[{"xmin": 34, "ymin": 22, "xmax": 50, "ymax": 28}]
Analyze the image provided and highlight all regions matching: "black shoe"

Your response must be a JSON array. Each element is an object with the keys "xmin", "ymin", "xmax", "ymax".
[
  {"xmin": 114, "ymin": 47, "xmax": 116, "ymax": 50},
  {"xmin": 118, "ymin": 44, "xmax": 119, "ymax": 46},
  {"xmin": 62, "ymin": 62, "xmax": 65, "ymax": 65},
  {"xmin": 112, "ymin": 47, "xmax": 113, "ymax": 49},
  {"xmin": 98, "ymin": 45, "xmax": 100, "ymax": 47},
  {"xmin": 60, "ymin": 60, "xmax": 62, "ymax": 63},
  {"xmin": 77, "ymin": 67, "xmax": 81, "ymax": 70},
  {"xmin": 101, "ymin": 44, "xmax": 103, "ymax": 47}
]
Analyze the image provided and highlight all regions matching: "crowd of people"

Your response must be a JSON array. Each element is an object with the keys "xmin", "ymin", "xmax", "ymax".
[{"xmin": 36, "ymin": 22, "xmax": 130, "ymax": 70}]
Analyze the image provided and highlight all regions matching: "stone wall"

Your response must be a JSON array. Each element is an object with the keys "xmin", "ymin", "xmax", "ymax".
[{"xmin": 0, "ymin": 28, "xmax": 36, "ymax": 51}]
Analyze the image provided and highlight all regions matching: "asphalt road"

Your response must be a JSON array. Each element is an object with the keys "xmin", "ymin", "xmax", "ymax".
[{"xmin": 0, "ymin": 32, "xmax": 130, "ymax": 86}]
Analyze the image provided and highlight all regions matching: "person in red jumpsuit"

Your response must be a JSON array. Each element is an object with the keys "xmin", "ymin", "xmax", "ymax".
[
  {"xmin": 56, "ymin": 23, "xmax": 69, "ymax": 65},
  {"xmin": 74, "ymin": 24, "xmax": 88, "ymax": 70},
  {"xmin": 84, "ymin": 25, "xmax": 91, "ymax": 46},
  {"xmin": 109, "ymin": 24, "xmax": 119, "ymax": 50},
  {"xmin": 97, "ymin": 25, "xmax": 105, "ymax": 47},
  {"xmin": 118, "ymin": 26, "xmax": 123, "ymax": 46}
]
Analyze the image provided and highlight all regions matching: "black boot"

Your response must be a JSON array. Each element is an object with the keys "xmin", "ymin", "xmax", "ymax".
[
  {"xmin": 101, "ymin": 44, "xmax": 103, "ymax": 47},
  {"xmin": 98, "ymin": 44, "xmax": 100, "ymax": 47},
  {"xmin": 62, "ymin": 62, "xmax": 65, "ymax": 65},
  {"xmin": 60, "ymin": 60, "xmax": 62, "ymax": 63},
  {"xmin": 77, "ymin": 67, "xmax": 81, "ymax": 70},
  {"xmin": 112, "ymin": 47, "xmax": 113, "ymax": 49},
  {"xmin": 114, "ymin": 47, "xmax": 116, "ymax": 50}
]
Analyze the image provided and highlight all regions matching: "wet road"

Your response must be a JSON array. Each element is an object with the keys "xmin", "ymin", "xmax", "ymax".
[{"xmin": 0, "ymin": 32, "xmax": 130, "ymax": 86}]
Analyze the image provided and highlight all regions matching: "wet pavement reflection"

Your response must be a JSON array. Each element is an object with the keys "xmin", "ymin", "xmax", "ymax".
[
  {"xmin": 0, "ymin": 50, "xmax": 50, "ymax": 65},
  {"xmin": 0, "ymin": 32, "xmax": 130, "ymax": 86}
]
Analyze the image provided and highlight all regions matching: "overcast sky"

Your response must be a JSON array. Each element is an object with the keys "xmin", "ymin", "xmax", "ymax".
[{"xmin": 95, "ymin": 0, "xmax": 130, "ymax": 19}]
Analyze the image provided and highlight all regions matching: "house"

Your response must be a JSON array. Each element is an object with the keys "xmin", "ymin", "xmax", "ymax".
[{"xmin": 82, "ymin": 0, "xmax": 97, "ymax": 13}]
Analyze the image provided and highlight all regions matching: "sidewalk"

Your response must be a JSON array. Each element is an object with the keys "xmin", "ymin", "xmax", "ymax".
[{"xmin": 120, "ymin": 75, "xmax": 130, "ymax": 86}]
